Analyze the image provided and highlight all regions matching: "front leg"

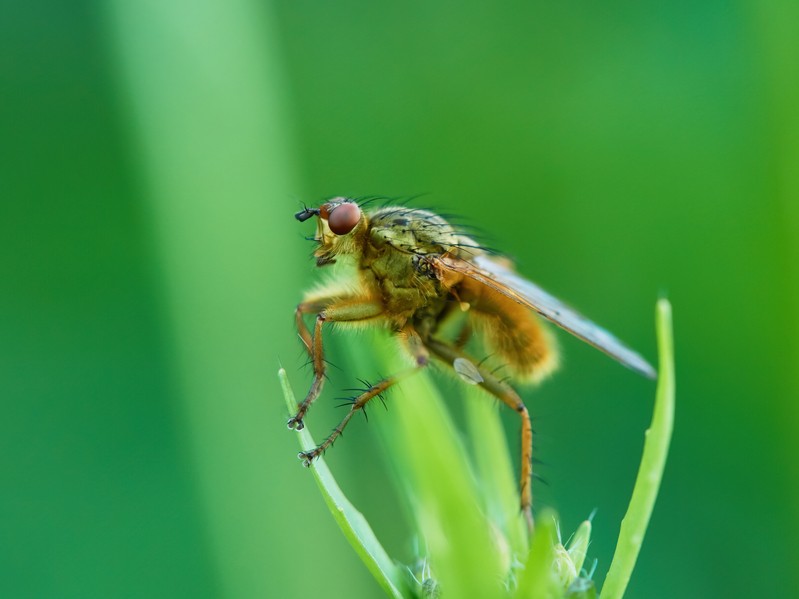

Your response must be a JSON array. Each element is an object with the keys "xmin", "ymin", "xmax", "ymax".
[
  {"xmin": 288, "ymin": 295, "xmax": 384, "ymax": 430},
  {"xmin": 298, "ymin": 325, "xmax": 430, "ymax": 464}
]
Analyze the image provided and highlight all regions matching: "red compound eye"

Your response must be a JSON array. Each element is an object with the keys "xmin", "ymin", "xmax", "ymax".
[{"xmin": 327, "ymin": 202, "xmax": 361, "ymax": 235}]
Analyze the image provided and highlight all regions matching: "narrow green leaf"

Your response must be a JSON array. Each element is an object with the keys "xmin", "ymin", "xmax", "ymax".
[
  {"xmin": 600, "ymin": 299, "xmax": 676, "ymax": 599},
  {"xmin": 514, "ymin": 510, "xmax": 561, "ymax": 599},
  {"xmin": 464, "ymin": 384, "xmax": 529, "ymax": 559},
  {"xmin": 279, "ymin": 369, "xmax": 407, "ymax": 599},
  {"xmin": 374, "ymin": 339, "xmax": 505, "ymax": 599}
]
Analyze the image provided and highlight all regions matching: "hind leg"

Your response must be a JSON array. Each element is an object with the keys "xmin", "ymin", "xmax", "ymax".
[{"xmin": 424, "ymin": 337, "xmax": 535, "ymax": 533}]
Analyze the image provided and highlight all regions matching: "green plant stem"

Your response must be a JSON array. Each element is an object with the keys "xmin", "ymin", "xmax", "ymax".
[{"xmin": 600, "ymin": 299, "xmax": 675, "ymax": 599}]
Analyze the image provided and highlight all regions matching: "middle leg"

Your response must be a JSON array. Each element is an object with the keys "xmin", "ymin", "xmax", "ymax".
[{"xmin": 298, "ymin": 326, "xmax": 430, "ymax": 465}]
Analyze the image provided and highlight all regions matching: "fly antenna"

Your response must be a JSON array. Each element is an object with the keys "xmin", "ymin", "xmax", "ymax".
[{"xmin": 295, "ymin": 206, "xmax": 320, "ymax": 222}]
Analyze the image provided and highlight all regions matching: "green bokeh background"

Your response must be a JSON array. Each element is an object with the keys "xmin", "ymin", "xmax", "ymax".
[{"xmin": 2, "ymin": 1, "xmax": 797, "ymax": 598}]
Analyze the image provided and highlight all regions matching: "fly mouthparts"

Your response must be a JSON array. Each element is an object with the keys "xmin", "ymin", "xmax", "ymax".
[{"xmin": 295, "ymin": 208, "xmax": 320, "ymax": 222}]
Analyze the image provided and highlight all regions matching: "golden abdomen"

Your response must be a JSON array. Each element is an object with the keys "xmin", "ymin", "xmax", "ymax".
[{"xmin": 461, "ymin": 277, "xmax": 559, "ymax": 384}]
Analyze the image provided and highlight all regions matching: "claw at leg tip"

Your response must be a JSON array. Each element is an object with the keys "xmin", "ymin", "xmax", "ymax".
[
  {"xmin": 287, "ymin": 416, "xmax": 305, "ymax": 430},
  {"xmin": 297, "ymin": 451, "xmax": 314, "ymax": 468}
]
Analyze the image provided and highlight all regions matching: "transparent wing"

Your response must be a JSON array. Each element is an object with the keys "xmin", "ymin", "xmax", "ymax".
[{"xmin": 436, "ymin": 253, "xmax": 656, "ymax": 379}]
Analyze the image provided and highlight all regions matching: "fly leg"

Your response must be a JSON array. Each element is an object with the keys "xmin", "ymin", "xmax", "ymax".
[
  {"xmin": 294, "ymin": 298, "xmax": 329, "ymax": 358},
  {"xmin": 299, "ymin": 327, "xmax": 429, "ymax": 465},
  {"xmin": 425, "ymin": 337, "xmax": 536, "ymax": 533},
  {"xmin": 288, "ymin": 296, "xmax": 383, "ymax": 430}
]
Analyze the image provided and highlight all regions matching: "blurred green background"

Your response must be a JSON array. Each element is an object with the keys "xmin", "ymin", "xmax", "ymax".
[{"xmin": 2, "ymin": 0, "xmax": 797, "ymax": 597}]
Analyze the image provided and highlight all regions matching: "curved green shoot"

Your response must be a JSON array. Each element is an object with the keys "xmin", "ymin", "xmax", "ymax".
[
  {"xmin": 600, "ymin": 299, "xmax": 675, "ymax": 598},
  {"xmin": 279, "ymin": 369, "xmax": 407, "ymax": 599}
]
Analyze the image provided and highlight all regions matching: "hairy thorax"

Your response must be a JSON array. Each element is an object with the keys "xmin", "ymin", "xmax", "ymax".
[
  {"xmin": 359, "ymin": 207, "xmax": 459, "ymax": 333},
  {"xmin": 358, "ymin": 243, "xmax": 447, "ymax": 332}
]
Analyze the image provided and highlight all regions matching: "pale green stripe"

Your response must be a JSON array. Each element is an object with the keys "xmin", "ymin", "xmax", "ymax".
[{"xmin": 104, "ymin": 2, "xmax": 302, "ymax": 596}]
